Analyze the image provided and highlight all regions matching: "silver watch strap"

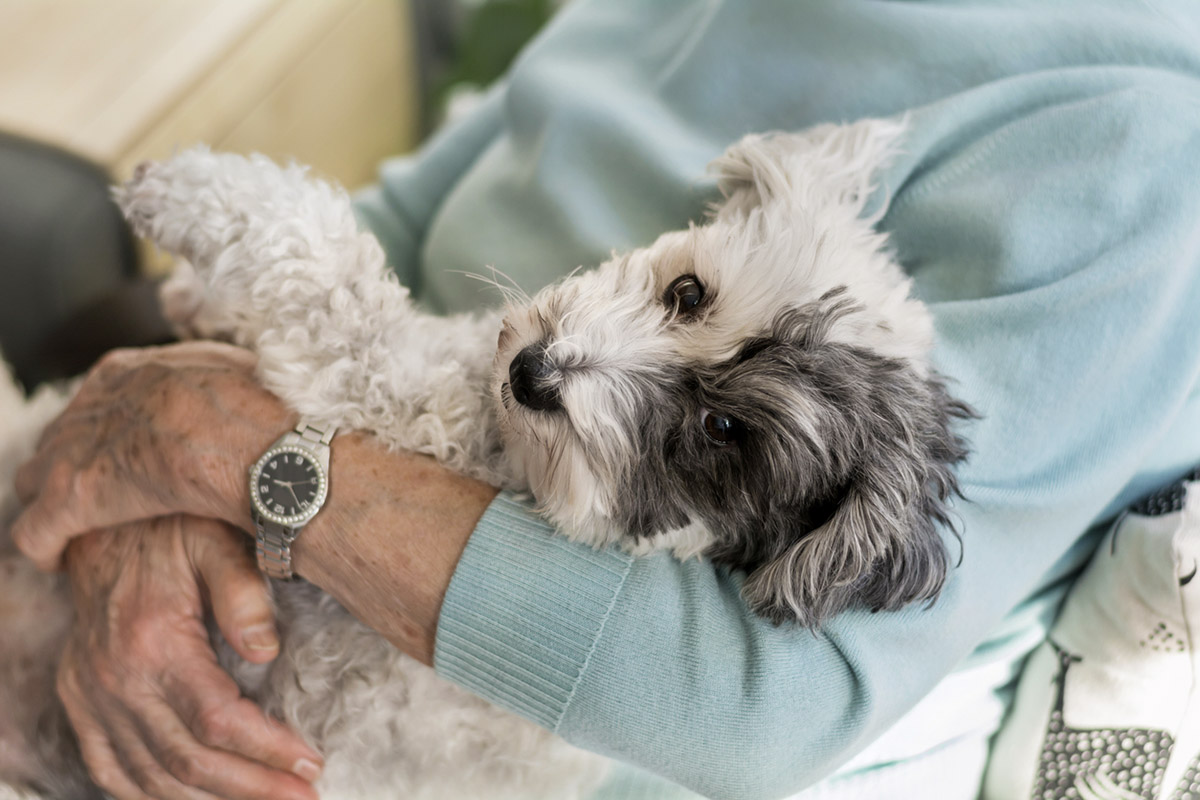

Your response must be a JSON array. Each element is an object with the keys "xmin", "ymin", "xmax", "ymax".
[
  {"xmin": 256, "ymin": 520, "xmax": 297, "ymax": 581},
  {"xmin": 295, "ymin": 421, "xmax": 336, "ymax": 445},
  {"xmin": 254, "ymin": 420, "xmax": 335, "ymax": 581}
]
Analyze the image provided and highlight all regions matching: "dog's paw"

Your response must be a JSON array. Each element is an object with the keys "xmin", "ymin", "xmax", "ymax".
[
  {"xmin": 112, "ymin": 147, "xmax": 245, "ymax": 268},
  {"xmin": 158, "ymin": 259, "xmax": 237, "ymax": 342},
  {"xmin": 112, "ymin": 160, "xmax": 159, "ymax": 238}
]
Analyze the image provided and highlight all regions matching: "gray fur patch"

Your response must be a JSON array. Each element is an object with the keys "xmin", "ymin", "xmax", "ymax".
[{"xmin": 610, "ymin": 291, "xmax": 973, "ymax": 627}]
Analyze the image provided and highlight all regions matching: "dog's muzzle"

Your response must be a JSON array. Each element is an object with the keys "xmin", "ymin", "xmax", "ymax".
[{"xmin": 509, "ymin": 344, "xmax": 562, "ymax": 412}]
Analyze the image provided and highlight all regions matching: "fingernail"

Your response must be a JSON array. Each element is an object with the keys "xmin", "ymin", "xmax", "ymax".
[
  {"xmin": 293, "ymin": 758, "xmax": 323, "ymax": 782},
  {"xmin": 242, "ymin": 624, "xmax": 279, "ymax": 652}
]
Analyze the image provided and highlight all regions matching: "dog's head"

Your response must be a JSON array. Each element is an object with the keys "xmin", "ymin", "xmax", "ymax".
[{"xmin": 493, "ymin": 119, "xmax": 973, "ymax": 627}]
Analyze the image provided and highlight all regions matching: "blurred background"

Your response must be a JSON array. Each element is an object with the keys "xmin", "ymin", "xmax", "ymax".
[{"xmin": 0, "ymin": 0, "xmax": 557, "ymax": 389}]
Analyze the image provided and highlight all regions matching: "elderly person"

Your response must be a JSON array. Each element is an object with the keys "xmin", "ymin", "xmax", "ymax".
[{"xmin": 13, "ymin": 1, "xmax": 1200, "ymax": 798}]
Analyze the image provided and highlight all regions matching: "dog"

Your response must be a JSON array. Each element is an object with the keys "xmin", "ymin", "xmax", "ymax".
[{"xmin": 0, "ymin": 117, "xmax": 972, "ymax": 799}]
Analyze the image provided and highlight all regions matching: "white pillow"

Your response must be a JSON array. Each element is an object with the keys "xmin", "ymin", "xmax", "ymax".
[{"xmin": 984, "ymin": 474, "xmax": 1200, "ymax": 799}]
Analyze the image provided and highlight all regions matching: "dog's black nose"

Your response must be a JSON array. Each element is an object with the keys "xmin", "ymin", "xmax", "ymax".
[{"xmin": 509, "ymin": 345, "xmax": 562, "ymax": 412}]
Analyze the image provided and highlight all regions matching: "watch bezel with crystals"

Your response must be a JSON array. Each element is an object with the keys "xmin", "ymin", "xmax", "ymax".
[
  {"xmin": 250, "ymin": 422, "xmax": 335, "ymax": 581},
  {"xmin": 249, "ymin": 443, "xmax": 329, "ymax": 528}
]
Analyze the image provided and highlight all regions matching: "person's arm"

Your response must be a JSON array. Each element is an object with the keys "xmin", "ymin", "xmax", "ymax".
[
  {"xmin": 14, "ymin": 84, "xmax": 1200, "ymax": 799},
  {"xmin": 9, "ymin": 342, "xmax": 495, "ymax": 673},
  {"xmin": 334, "ymin": 89, "xmax": 1200, "ymax": 797}
]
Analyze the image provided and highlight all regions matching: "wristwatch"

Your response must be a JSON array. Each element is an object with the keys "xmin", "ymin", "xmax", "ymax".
[{"xmin": 248, "ymin": 421, "xmax": 336, "ymax": 580}]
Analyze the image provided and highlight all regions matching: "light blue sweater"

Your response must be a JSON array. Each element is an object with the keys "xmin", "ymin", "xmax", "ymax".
[{"xmin": 354, "ymin": 2, "xmax": 1200, "ymax": 797}]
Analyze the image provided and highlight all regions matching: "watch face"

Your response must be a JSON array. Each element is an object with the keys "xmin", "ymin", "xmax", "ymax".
[{"xmin": 250, "ymin": 445, "xmax": 327, "ymax": 526}]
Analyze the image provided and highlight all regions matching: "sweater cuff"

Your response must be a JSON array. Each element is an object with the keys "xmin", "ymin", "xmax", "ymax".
[{"xmin": 433, "ymin": 492, "xmax": 633, "ymax": 731}]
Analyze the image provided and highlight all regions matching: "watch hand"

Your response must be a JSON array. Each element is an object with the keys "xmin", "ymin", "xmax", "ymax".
[
  {"xmin": 287, "ymin": 484, "xmax": 302, "ymax": 507},
  {"xmin": 272, "ymin": 479, "xmax": 294, "ymax": 487}
]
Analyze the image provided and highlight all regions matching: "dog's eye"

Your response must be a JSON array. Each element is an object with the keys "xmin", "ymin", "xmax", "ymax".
[
  {"xmin": 664, "ymin": 275, "xmax": 705, "ymax": 314},
  {"xmin": 700, "ymin": 409, "xmax": 741, "ymax": 446}
]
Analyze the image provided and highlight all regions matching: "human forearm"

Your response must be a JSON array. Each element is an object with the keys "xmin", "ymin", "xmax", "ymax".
[
  {"xmin": 290, "ymin": 432, "xmax": 498, "ymax": 665},
  {"xmin": 420, "ymin": 77, "xmax": 1200, "ymax": 796},
  {"xmin": 231, "ymin": 424, "xmax": 498, "ymax": 654},
  {"xmin": 9, "ymin": 342, "xmax": 497, "ymax": 669}
]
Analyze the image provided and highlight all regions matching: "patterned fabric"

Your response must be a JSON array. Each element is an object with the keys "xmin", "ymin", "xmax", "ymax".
[
  {"xmin": 984, "ymin": 475, "xmax": 1200, "ymax": 799},
  {"xmin": 1169, "ymin": 755, "xmax": 1200, "ymax": 800},
  {"xmin": 1032, "ymin": 645, "xmax": 1172, "ymax": 799},
  {"xmin": 1131, "ymin": 469, "xmax": 1200, "ymax": 518}
]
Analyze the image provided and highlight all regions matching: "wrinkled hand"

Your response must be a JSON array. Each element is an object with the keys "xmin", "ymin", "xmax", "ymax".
[
  {"xmin": 59, "ymin": 516, "xmax": 323, "ymax": 800},
  {"xmin": 13, "ymin": 342, "xmax": 293, "ymax": 571}
]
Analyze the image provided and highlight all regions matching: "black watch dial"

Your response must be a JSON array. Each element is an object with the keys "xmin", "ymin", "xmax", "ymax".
[{"xmin": 253, "ymin": 447, "xmax": 324, "ymax": 523}]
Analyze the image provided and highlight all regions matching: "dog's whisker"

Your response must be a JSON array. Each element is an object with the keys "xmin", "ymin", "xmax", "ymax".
[
  {"xmin": 449, "ymin": 270, "xmax": 530, "ymax": 309},
  {"xmin": 485, "ymin": 265, "xmax": 533, "ymax": 304},
  {"xmin": 453, "ymin": 266, "xmax": 534, "ymax": 307}
]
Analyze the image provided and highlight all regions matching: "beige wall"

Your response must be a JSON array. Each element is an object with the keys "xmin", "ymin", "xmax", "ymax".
[{"xmin": 0, "ymin": 0, "xmax": 419, "ymax": 189}]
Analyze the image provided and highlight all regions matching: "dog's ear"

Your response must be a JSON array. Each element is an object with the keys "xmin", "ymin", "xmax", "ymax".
[
  {"xmin": 741, "ymin": 366, "xmax": 972, "ymax": 628},
  {"xmin": 709, "ymin": 117, "xmax": 905, "ymax": 222}
]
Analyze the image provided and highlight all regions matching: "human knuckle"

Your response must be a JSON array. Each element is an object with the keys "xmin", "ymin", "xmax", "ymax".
[
  {"xmin": 68, "ymin": 465, "xmax": 93, "ymax": 502},
  {"xmin": 195, "ymin": 704, "xmax": 234, "ymax": 746},
  {"xmin": 143, "ymin": 773, "xmax": 177, "ymax": 797},
  {"xmin": 128, "ymin": 761, "xmax": 157, "ymax": 791},
  {"xmin": 87, "ymin": 762, "xmax": 124, "ymax": 793},
  {"xmin": 94, "ymin": 347, "xmax": 138, "ymax": 377},
  {"xmin": 45, "ymin": 461, "xmax": 76, "ymax": 500},
  {"xmin": 163, "ymin": 745, "xmax": 209, "ymax": 785},
  {"xmin": 138, "ymin": 763, "xmax": 178, "ymax": 798}
]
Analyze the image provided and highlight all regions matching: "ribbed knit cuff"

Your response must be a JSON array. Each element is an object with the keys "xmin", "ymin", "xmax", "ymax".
[{"xmin": 434, "ymin": 492, "xmax": 634, "ymax": 731}]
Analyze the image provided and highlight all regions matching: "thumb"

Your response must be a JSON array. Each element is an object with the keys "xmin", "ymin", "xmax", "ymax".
[{"xmin": 188, "ymin": 519, "xmax": 281, "ymax": 664}]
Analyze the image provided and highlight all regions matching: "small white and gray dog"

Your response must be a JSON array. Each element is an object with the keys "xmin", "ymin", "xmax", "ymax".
[{"xmin": 0, "ymin": 118, "xmax": 972, "ymax": 799}]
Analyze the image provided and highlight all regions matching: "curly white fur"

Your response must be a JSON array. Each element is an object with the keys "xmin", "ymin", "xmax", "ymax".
[
  {"xmin": 117, "ymin": 153, "xmax": 604, "ymax": 800},
  {"xmin": 1, "ymin": 117, "xmax": 972, "ymax": 798},
  {"xmin": 0, "ymin": 369, "xmax": 80, "ymax": 799}
]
